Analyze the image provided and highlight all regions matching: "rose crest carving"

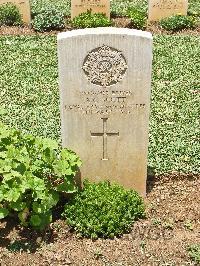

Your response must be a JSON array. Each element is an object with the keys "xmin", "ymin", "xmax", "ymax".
[{"xmin": 82, "ymin": 45, "xmax": 128, "ymax": 87}]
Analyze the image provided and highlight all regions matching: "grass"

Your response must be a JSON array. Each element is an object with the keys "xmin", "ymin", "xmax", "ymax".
[
  {"xmin": 0, "ymin": 36, "xmax": 59, "ymax": 138},
  {"xmin": 149, "ymin": 35, "xmax": 200, "ymax": 174},
  {"xmin": 0, "ymin": 35, "xmax": 199, "ymax": 175},
  {"xmin": 31, "ymin": 0, "xmax": 71, "ymax": 17}
]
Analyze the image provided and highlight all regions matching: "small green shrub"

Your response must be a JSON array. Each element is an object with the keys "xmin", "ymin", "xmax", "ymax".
[
  {"xmin": 63, "ymin": 180, "xmax": 145, "ymax": 239},
  {"xmin": 0, "ymin": 3, "xmax": 22, "ymax": 26},
  {"xmin": 160, "ymin": 15, "xmax": 196, "ymax": 31},
  {"xmin": 128, "ymin": 7, "xmax": 147, "ymax": 30},
  {"xmin": 71, "ymin": 10, "xmax": 112, "ymax": 29},
  {"xmin": 187, "ymin": 244, "xmax": 200, "ymax": 263},
  {"xmin": 0, "ymin": 122, "xmax": 81, "ymax": 230},
  {"xmin": 32, "ymin": 8, "xmax": 65, "ymax": 32}
]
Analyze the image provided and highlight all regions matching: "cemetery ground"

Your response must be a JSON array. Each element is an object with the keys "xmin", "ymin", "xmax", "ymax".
[
  {"xmin": 0, "ymin": 1, "xmax": 200, "ymax": 266},
  {"xmin": 0, "ymin": 174, "xmax": 199, "ymax": 265},
  {"xmin": 0, "ymin": 33, "xmax": 199, "ymax": 265}
]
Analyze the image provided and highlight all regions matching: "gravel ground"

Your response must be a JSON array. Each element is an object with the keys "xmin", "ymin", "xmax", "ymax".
[
  {"xmin": 0, "ymin": 19, "xmax": 199, "ymax": 36},
  {"xmin": 0, "ymin": 174, "xmax": 199, "ymax": 266}
]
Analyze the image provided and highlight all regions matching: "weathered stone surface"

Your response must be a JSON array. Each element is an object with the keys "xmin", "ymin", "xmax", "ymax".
[
  {"xmin": 0, "ymin": 0, "xmax": 31, "ymax": 24},
  {"xmin": 71, "ymin": 0, "xmax": 110, "ymax": 19},
  {"xmin": 148, "ymin": 0, "xmax": 188, "ymax": 21},
  {"xmin": 58, "ymin": 28, "xmax": 153, "ymax": 196}
]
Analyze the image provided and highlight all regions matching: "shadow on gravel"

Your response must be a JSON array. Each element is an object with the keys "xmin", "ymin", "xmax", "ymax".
[
  {"xmin": 0, "ymin": 217, "xmax": 57, "ymax": 253},
  {"xmin": 147, "ymin": 166, "xmax": 156, "ymax": 194}
]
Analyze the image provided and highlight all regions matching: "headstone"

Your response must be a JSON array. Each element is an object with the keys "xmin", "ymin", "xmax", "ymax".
[
  {"xmin": 71, "ymin": 0, "xmax": 110, "ymax": 19},
  {"xmin": 58, "ymin": 28, "xmax": 153, "ymax": 196},
  {"xmin": 0, "ymin": 0, "xmax": 31, "ymax": 24},
  {"xmin": 148, "ymin": 0, "xmax": 188, "ymax": 21}
]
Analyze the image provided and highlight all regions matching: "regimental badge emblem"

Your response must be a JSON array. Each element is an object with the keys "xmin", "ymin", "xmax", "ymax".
[{"xmin": 82, "ymin": 45, "xmax": 128, "ymax": 87}]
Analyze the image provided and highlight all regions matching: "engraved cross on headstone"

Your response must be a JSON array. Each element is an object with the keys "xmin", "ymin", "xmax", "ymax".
[{"xmin": 91, "ymin": 118, "xmax": 119, "ymax": 160}]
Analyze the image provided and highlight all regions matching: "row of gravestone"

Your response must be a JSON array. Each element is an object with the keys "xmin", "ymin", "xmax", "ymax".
[
  {"xmin": 0, "ymin": 0, "xmax": 189, "ymax": 24},
  {"xmin": 72, "ymin": 0, "xmax": 188, "ymax": 20}
]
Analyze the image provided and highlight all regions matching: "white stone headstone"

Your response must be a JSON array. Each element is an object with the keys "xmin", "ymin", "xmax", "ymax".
[
  {"xmin": 148, "ymin": 0, "xmax": 188, "ymax": 21},
  {"xmin": 58, "ymin": 28, "xmax": 153, "ymax": 196}
]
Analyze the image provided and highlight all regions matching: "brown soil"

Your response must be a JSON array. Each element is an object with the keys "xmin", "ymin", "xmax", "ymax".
[
  {"xmin": 0, "ymin": 17, "xmax": 199, "ymax": 36},
  {"xmin": 0, "ymin": 174, "xmax": 199, "ymax": 266}
]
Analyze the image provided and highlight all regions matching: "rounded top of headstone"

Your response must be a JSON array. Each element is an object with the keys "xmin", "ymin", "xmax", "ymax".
[{"xmin": 57, "ymin": 27, "xmax": 152, "ymax": 41}]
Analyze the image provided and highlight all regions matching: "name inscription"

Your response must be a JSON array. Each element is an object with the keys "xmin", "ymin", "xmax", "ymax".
[
  {"xmin": 75, "ymin": 0, "xmax": 105, "ymax": 8},
  {"xmin": 153, "ymin": 0, "xmax": 184, "ymax": 9},
  {"xmin": 65, "ymin": 89, "xmax": 146, "ymax": 115}
]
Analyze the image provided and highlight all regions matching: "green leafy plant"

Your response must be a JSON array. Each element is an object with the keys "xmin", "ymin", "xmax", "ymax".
[
  {"xmin": 163, "ymin": 219, "xmax": 174, "ymax": 230},
  {"xmin": 8, "ymin": 240, "xmax": 32, "ymax": 252},
  {"xmin": 71, "ymin": 10, "xmax": 112, "ymax": 29},
  {"xmin": 184, "ymin": 220, "xmax": 194, "ymax": 231},
  {"xmin": 0, "ymin": 122, "xmax": 81, "ymax": 230},
  {"xmin": 32, "ymin": 8, "xmax": 65, "ymax": 32},
  {"xmin": 31, "ymin": 0, "xmax": 71, "ymax": 18},
  {"xmin": 63, "ymin": 180, "xmax": 145, "ymax": 239},
  {"xmin": 187, "ymin": 244, "xmax": 200, "ymax": 264},
  {"xmin": 160, "ymin": 15, "xmax": 196, "ymax": 31},
  {"xmin": 0, "ymin": 3, "xmax": 22, "ymax": 26},
  {"xmin": 111, "ymin": 0, "xmax": 147, "ymax": 17},
  {"xmin": 128, "ymin": 7, "xmax": 147, "ymax": 30},
  {"xmin": 151, "ymin": 218, "xmax": 161, "ymax": 225}
]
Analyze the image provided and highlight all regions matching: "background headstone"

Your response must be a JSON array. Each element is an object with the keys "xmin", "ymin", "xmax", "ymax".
[
  {"xmin": 0, "ymin": 0, "xmax": 31, "ymax": 24},
  {"xmin": 71, "ymin": 0, "xmax": 110, "ymax": 19},
  {"xmin": 148, "ymin": 0, "xmax": 188, "ymax": 21},
  {"xmin": 58, "ymin": 28, "xmax": 153, "ymax": 196}
]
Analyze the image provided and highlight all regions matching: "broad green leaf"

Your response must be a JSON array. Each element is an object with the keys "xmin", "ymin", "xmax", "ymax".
[
  {"xmin": 0, "ymin": 163, "xmax": 12, "ymax": 174},
  {"xmin": 3, "ymin": 171, "xmax": 22, "ymax": 182},
  {"xmin": 0, "ymin": 189, "xmax": 4, "ymax": 202},
  {"xmin": 32, "ymin": 202, "xmax": 45, "ymax": 214},
  {"xmin": 0, "ymin": 152, "xmax": 7, "ymax": 159},
  {"xmin": 30, "ymin": 214, "xmax": 42, "ymax": 227},
  {"xmin": 56, "ymin": 180, "xmax": 77, "ymax": 193},
  {"xmin": 0, "ymin": 208, "xmax": 9, "ymax": 219},
  {"xmin": 10, "ymin": 201, "xmax": 26, "ymax": 211},
  {"xmin": 35, "ymin": 211, "xmax": 52, "ymax": 230},
  {"xmin": 36, "ymin": 137, "xmax": 58, "ymax": 150},
  {"xmin": 6, "ymin": 189, "xmax": 20, "ymax": 202},
  {"xmin": 0, "ymin": 124, "xmax": 11, "ymax": 139},
  {"xmin": 27, "ymin": 176, "xmax": 45, "ymax": 191},
  {"xmin": 53, "ymin": 160, "xmax": 72, "ymax": 176},
  {"xmin": 15, "ymin": 163, "xmax": 26, "ymax": 175},
  {"xmin": 40, "ymin": 191, "xmax": 59, "ymax": 210}
]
